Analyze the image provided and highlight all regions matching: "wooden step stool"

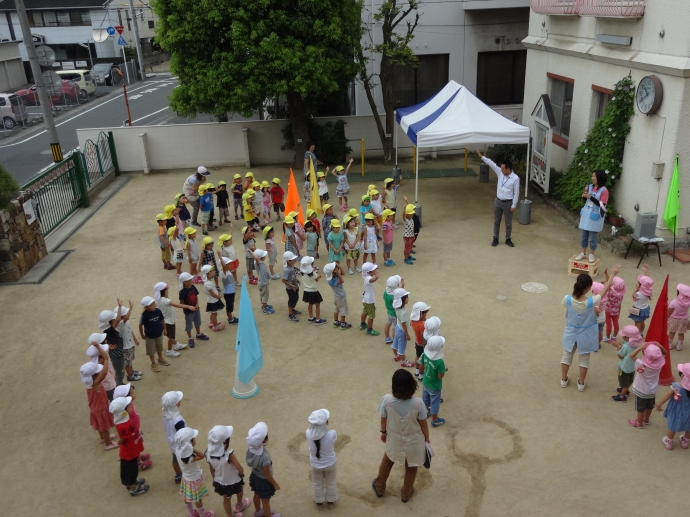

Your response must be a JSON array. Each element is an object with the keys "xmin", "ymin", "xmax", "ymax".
[{"xmin": 568, "ymin": 255, "xmax": 599, "ymax": 278}]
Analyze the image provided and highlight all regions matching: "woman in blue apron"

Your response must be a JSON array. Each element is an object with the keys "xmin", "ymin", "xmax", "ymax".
[
  {"xmin": 561, "ymin": 264, "xmax": 622, "ymax": 392},
  {"xmin": 576, "ymin": 170, "xmax": 609, "ymax": 264}
]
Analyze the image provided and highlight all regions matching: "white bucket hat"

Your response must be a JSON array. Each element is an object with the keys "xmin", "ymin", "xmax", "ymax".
[
  {"xmin": 410, "ymin": 302, "xmax": 430, "ymax": 321},
  {"xmin": 425, "ymin": 335, "xmax": 445, "ymax": 360}
]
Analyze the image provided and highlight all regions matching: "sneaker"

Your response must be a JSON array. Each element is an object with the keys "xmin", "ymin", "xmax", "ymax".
[
  {"xmin": 196, "ymin": 333, "xmax": 210, "ymax": 340},
  {"xmin": 333, "ymin": 321, "xmax": 340, "ymax": 328},
  {"xmin": 491, "ymin": 238, "xmax": 499, "ymax": 247},
  {"xmin": 202, "ymin": 231, "xmax": 209, "ymax": 235},
  {"xmin": 681, "ymin": 436, "xmax": 689, "ymax": 449},
  {"xmin": 308, "ymin": 317, "xmax": 316, "ymax": 324},
  {"xmin": 662, "ymin": 436, "xmax": 674, "ymax": 450},
  {"xmin": 589, "ymin": 254, "xmax": 596, "ymax": 263},
  {"xmin": 340, "ymin": 322, "xmax": 352, "ymax": 329},
  {"xmin": 628, "ymin": 419, "xmax": 643, "ymax": 429},
  {"xmin": 188, "ymin": 339, "xmax": 195, "ymax": 348},
  {"xmin": 355, "ymin": 267, "xmax": 362, "ymax": 272},
  {"xmin": 577, "ymin": 380, "xmax": 585, "ymax": 392},
  {"xmin": 293, "ymin": 309, "xmax": 302, "ymax": 315},
  {"xmin": 574, "ymin": 252, "xmax": 585, "ymax": 260},
  {"xmin": 158, "ymin": 358, "xmax": 171, "ymax": 366},
  {"xmin": 208, "ymin": 225, "xmax": 218, "ymax": 231},
  {"xmin": 384, "ymin": 259, "xmax": 394, "ymax": 267},
  {"xmin": 288, "ymin": 314, "xmax": 299, "ymax": 323},
  {"xmin": 409, "ymin": 249, "xmax": 415, "ymax": 254},
  {"xmin": 417, "ymin": 374, "xmax": 424, "ymax": 382},
  {"xmin": 262, "ymin": 306, "xmax": 275, "ymax": 314},
  {"xmin": 130, "ymin": 483, "xmax": 149, "ymax": 496},
  {"xmin": 359, "ymin": 323, "xmax": 367, "ymax": 330},
  {"xmin": 315, "ymin": 319, "xmax": 327, "ymax": 325},
  {"xmin": 616, "ymin": 387, "xmax": 623, "ymax": 393},
  {"xmin": 431, "ymin": 418, "xmax": 446, "ymax": 428},
  {"xmin": 505, "ymin": 239, "xmax": 514, "ymax": 248},
  {"xmin": 235, "ymin": 281, "xmax": 241, "ymax": 286},
  {"xmin": 385, "ymin": 337, "xmax": 393, "ymax": 344},
  {"xmin": 404, "ymin": 259, "xmax": 414, "ymax": 265},
  {"xmin": 173, "ymin": 342, "xmax": 187, "ymax": 351},
  {"xmin": 611, "ymin": 394, "xmax": 627, "ymax": 402},
  {"xmin": 234, "ymin": 498, "xmax": 251, "ymax": 513},
  {"xmin": 192, "ymin": 222, "xmax": 201, "ymax": 227},
  {"xmin": 677, "ymin": 342, "xmax": 684, "ymax": 351},
  {"xmin": 174, "ymin": 472, "xmax": 182, "ymax": 484},
  {"xmin": 366, "ymin": 328, "xmax": 380, "ymax": 336},
  {"xmin": 228, "ymin": 317, "xmax": 239, "ymax": 325},
  {"xmin": 127, "ymin": 374, "xmax": 142, "ymax": 382},
  {"xmin": 165, "ymin": 350, "xmax": 180, "ymax": 358},
  {"xmin": 151, "ymin": 363, "xmax": 161, "ymax": 373},
  {"xmin": 408, "ymin": 256, "xmax": 416, "ymax": 261},
  {"xmin": 271, "ymin": 273, "xmax": 281, "ymax": 280},
  {"xmin": 348, "ymin": 268, "xmax": 354, "ymax": 275},
  {"xmin": 560, "ymin": 377, "xmax": 569, "ymax": 388}
]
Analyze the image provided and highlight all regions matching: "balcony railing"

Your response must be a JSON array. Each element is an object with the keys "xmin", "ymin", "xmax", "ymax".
[{"xmin": 531, "ymin": 0, "xmax": 646, "ymax": 16}]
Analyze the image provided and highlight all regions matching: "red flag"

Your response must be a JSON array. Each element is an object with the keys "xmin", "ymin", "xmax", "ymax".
[{"xmin": 645, "ymin": 274, "xmax": 674, "ymax": 385}]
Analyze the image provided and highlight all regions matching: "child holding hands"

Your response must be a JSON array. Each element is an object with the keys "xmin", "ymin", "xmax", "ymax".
[
  {"xmin": 206, "ymin": 425, "xmax": 250, "ymax": 517},
  {"xmin": 246, "ymin": 422, "xmax": 282, "ymax": 517},
  {"xmin": 175, "ymin": 427, "xmax": 215, "ymax": 517},
  {"xmin": 610, "ymin": 325, "xmax": 643, "ymax": 403},
  {"xmin": 655, "ymin": 363, "xmax": 690, "ymax": 450}
]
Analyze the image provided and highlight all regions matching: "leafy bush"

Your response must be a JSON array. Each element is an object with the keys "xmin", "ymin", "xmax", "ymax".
[
  {"xmin": 487, "ymin": 144, "xmax": 528, "ymax": 180},
  {"xmin": 0, "ymin": 165, "xmax": 19, "ymax": 211},
  {"xmin": 281, "ymin": 119, "xmax": 352, "ymax": 166},
  {"xmin": 553, "ymin": 74, "xmax": 635, "ymax": 210}
]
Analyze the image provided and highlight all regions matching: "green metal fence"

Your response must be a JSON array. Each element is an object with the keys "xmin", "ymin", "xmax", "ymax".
[{"xmin": 21, "ymin": 132, "xmax": 119, "ymax": 236}]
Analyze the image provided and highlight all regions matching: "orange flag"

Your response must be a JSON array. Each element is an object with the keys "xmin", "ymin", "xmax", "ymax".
[{"xmin": 282, "ymin": 169, "xmax": 304, "ymax": 243}]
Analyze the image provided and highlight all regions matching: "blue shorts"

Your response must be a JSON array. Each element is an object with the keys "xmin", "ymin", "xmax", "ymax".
[
  {"xmin": 392, "ymin": 325, "xmax": 407, "ymax": 356},
  {"xmin": 422, "ymin": 386, "xmax": 442, "ymax": 416},
  {"xmin": 629, "ymin": 307, "xmax": 650, "ymax": 322}
]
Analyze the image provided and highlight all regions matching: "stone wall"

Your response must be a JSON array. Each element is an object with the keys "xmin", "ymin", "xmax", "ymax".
[{"xmin": 0, "ymin": 193, "xmax": 47, "ymax": 283}]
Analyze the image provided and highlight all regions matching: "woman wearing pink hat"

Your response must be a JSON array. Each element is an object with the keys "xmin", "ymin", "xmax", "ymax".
[
  {"xmin": 655, "ymin": 363, "xmax": 690, "ymax": 450},
  {"xmin": 561, "ymin": 264, "xmax": 622, "ymax": 392},
  {"xmin": 628, "ymin": 343, "xmax": 667, "ymax": 429},
  {"xmin": 629, "ymin": 264, "xmax": 653, "ymax": 333},
  {"xmin": 668, "ymin": 284, "xmax": 690, "ymax": 351}
]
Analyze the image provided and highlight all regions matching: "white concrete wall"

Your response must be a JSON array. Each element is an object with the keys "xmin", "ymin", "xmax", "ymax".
[
  {"xmin": 356, "ymin": 1, "xmax": 529, "ymax": 115},
  {"xmin": 522, "ymin": 0, "xmax": 690, "ymax": 236}
]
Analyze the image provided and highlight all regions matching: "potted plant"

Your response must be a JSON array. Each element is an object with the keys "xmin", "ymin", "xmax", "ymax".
[{"xmin": 606, "ymin": 209, "xmax": 624, "ymax": 227}]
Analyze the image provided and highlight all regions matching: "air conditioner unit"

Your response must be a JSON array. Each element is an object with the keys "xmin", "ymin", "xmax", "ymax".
[{"xmin": 634, "ymin": 212, "xmax": 657, "ymax": 240}]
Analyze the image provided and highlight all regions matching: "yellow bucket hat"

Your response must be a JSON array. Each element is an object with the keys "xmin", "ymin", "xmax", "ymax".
[
  {"xmin": 245, "ymin": 172, "xmax": 254, "ymax": 178},
  {"xmin": 343, "ymin": 215, "xmax": 352, "ymax": 226},
  {"xmin": 164, "ymin": 203, "xmax": 176, "ymax": 213},
  {"xmin": 364, "ymin": 213, "xmax": 375, "ymax": 220},
  {"xmin": 382, "ymin": 209, "xmax": 394, "ymax": 218},
  {"xmin": 242, "ymin": 226, "xmax": 250, "ymax": 234},
  {"xmin": 167, "ymin": 226, "xmax": 177, "ymax": 237},
  {"xmin": 370, "ymin": 189, "xmax": 379, "ymax": 196},
  {"xmin": 261, "ymin": 180, "xmax": 270, "ymax": 188},
  {"xmin": 361, "ymin": 195, "xmax": 371, "ymax": 202},
  {"xmin": 205, "ymin": 183, "xmax": 215, "ymax": 189},
  {"xmin": 405, "ymin": 204, "xmax": 416, "ymax": 215},
  {"xmin": 263, "ymin": 225, "xmax": 273, "ymax": 237},
  {"xmin": 333, "ymin": 165, "xmax": 344, "ymax": 172},
  {"xmin": 272, "ymin": 177, "xmax": 281, "ymax": 184},
  {"xmin": 384, "ymin": 177, "xmax": 394, "ymax": 185},
  {"xmin": 184, "ymin": 227, "xmax": 197, "ymax": 236},
  {"xmin": 252, "ymin": 181, "xmax": 260, "ymax": 188},
  {"xmin": 198, "ymin": 184, "xmax": 208, "ymax": 193},
  {"xmin": 306, "ymin": 208, "xmax": 315, "ymax": 218},
  {"xmin": 155, "ymin": 213, "xmax": 167, "ymax": 222},
  {"xmin": 347, "ymin": 208, "xmax": 358, "ymax": 217},
  {"xmin": 202, "ymin": 236, "xmax": 214, "ymax": 246},
  {"xmin": 322, "ymin": 203, "xmax": 332, "ymax": 211},
  {"xmin": 289, "ymin": 211, "xmax": 298, "ymax": 218},
  {"xmin": 234, "ymin": 173, "xmax": 242, "ymax": 179},
  {"xmin": 317, "ymin": 171, "xmax": 325, "ymax": 178},
  {"xmin": 218, "ymin": 180, "xmax": 227, "ymax": 186},
  {"xmin": 368, "ymin": 184, "xmax": 376, "ymax": 191},
  {"xmin": 175, "ymin": 193, "xmax": 185, "ymax": 203},
  {"xmin": 284, "ymin": 215, "xmax": 295, "ymax": 224},
  {"xmin": 330, "ymin": 219, "xmax": 341, "ymax": 228},
  {"xmin": 218, "ymin": 234, "xmax": 231, "ymax": 245}
]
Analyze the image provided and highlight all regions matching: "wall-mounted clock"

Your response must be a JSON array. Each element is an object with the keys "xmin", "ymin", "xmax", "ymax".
[{"xmin": 636, "ymin": 75, "xmax": 663, "ymax": 115}]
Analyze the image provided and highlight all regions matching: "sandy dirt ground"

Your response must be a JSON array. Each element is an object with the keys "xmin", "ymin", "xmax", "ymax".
[{"xmin": 1, "ymin": 158, "xmax": 688, "ymax": 517}]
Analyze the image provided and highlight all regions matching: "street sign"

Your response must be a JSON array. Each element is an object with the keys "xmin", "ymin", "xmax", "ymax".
[
  {"xmin": 117, "ymin": 36, "xmax": 127, "ymax": 46},
  {"xmin": 106, "ymin": 26, "xmax": 116, "ymax": 36},
  {"xmin": 115, "ymin": 25, "xmax": 124, "ymax": 35}
]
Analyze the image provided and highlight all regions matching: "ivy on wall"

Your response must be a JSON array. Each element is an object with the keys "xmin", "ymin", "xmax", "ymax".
[{"xmin": 553, "ymin": 74, "xmax": 635, "ymax": 211}]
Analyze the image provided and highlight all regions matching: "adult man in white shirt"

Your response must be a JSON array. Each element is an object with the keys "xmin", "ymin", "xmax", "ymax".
[{"xmin": 477, "ymin": 149, "xmax": 520, "ymax": 247}]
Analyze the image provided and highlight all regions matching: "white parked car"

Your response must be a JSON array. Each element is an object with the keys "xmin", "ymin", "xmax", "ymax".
[{"xmin": 0, "ymin": 93, "xmax": 28, "ymax": 130}]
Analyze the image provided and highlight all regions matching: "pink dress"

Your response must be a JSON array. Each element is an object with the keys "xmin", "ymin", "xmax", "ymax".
[
  {"xmin": 87, "ymin": 386, "xmax": 114, "ymax": 432},
  {"xmin": 606, "ymin": 291, "xmax": 624, "ymax": 317}
]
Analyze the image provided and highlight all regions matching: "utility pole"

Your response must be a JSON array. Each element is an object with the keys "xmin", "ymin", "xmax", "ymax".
[
  {"xmin": 15, "ymin": 0, "xmax": 63, "ymax": 162},
  {"xmin": 128, "ymin": 0, "xmax": 147, "ymax": 81}
]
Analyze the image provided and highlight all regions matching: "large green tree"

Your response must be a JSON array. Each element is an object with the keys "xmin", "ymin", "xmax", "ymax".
[{"xmin": 152, "ymin": 0, "xmax": 362, "ymax": 167}]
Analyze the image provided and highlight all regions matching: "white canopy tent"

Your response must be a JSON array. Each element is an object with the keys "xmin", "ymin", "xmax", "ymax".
[{"xmin": 395, "ymin": 80, "xmax": 532, "ymax": 202}]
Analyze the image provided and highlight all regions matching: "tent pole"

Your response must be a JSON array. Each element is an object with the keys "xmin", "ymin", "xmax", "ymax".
[
  {"xmin": 415, "ymin": 145, "xmax": 419, "ymax": 204},
  {"xmin": 394, "ymin": 110, "xmax": 398, "ymax": 166},
  {"xmin": 525, "ymin": 139, "xmax": 531, "ymax": 199}
]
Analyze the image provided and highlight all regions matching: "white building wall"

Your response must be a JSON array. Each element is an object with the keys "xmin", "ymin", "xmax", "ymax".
[
  {"xmin": 356, "ymin": 1, "xmax": 530, "ymax": 115},
  {"xmin": 522, "ymin": 1, "xmax": 690, "ymax": 236}
]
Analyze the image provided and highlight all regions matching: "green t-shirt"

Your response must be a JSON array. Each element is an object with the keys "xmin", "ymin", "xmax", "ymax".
[
  {"xmin": 421, "ymin": 353, "xmax": 446, "ymax": 391},
  {"xmin": 383, "ymin": 292, "xmax": 396, "ymax": 317}
]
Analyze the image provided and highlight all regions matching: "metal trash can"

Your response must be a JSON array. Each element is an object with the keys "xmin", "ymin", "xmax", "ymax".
[
  {"xmin": 392, "ymin": 166, "xmax": 401, "ymax": 184},
  {"xmin": 479, "ymin": 164, "xmax": 489, "ymax": 183},
  {"xmin": 414, "ymin": 204, "xmax": 422, "ymax": 228},
  {"xmin": 518, "ymin": 199, "xmax": 532, "ymax": 225}
]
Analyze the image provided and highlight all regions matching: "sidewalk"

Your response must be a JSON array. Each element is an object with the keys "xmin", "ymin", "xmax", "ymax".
[{"xmin": 0, "ymin": 164, "xmax": 687, "ymax": 516}]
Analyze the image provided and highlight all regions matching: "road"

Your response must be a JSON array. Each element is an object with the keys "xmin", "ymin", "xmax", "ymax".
[{"xmin": 0, "ymin": 76, "xmax": 182, "ymax": 186}]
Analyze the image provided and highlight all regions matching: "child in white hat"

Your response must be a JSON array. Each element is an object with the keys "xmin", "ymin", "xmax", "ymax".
[
  {"xmin": 410, "ymin": 301, "xmax": 431, "ymax": 381},
  {"xmin": 218, "ymin": 257, "xmax": 239, "ymax": 325},
  {"xmin": 246, "ymin": 422, "xmax": 282, "ymax": 517},
  {"xmin": 205, "ymin": 425, "xmax": 250, "ymax": 516},
  {"xmin": 252, "ymin": 248, "xmax": 274, "ymax": 314},
  {"xmin": 110, "ymin": 300, "xmax": 143, "ymax": 383},
  {"xmin": 109, "ymin": 396, "xmax": 150, "ymax": 496},
  {"xmin": 113, "ymin": 383, "xmax": 151, "ymax": 470},
  {"xmin": 383, "ymin": 275, "xmax": 402, "ymax": 346},
  {"xmin": 392, "ymin": 288, "xmax": 414, "ymax": 367},
  {"xmin": 301, "ymin": 256, "xmax": 326, "ymax": 325},
  {"xmin": 282, "ymin": 251, "xmax": 301, "ymax": 322},
  {"xmin": 80, "ymin": 341, "xmax": 117, "ymax": 451},
  {"xmin": 306, "ymin": 409, "xmax": 338, "ymax": 509},
  {"xmin": 153, "ymin": 282, "xmax": 190, "ymax": 359},
  {"xmin": 99, "ymin": 299, "xmax": 125, "ymax": 385},
  {"xmin": 86, "ymin": 336, "xmax": 117, "ymax": 400},
  {"xmin": 420, "ymin": 336, "xmax": 447, "ymax": 427},
  {"xmin": 360, "ymin": 263, "xmax": 380, "ymax": 336},
  {"xmin": 175, "ymin": 427, "xmax": 215, "ymax": 517},
  {"xmin": 178, "ymin": 272, "xmax": 209, "ymax": 348},
  {"xmin": 138, "ymin": 296, "xmax": 170, "ymax": 373},
  {"xmin": 162, "ymin": 391, "xmax": 186, "ymax": 484},
  {"xmin": 324, "ymin": 262, "xmax": 351, "ymax": 329},
  {"xmin": 202, "ymin": 265, "xmax": 225, "ymax": 332}
]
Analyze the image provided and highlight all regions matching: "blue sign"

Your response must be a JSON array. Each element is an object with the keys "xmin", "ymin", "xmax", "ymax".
[
  {"xmin": 106, "ymin": 26, "xmax": 115, "ymax": 35},
  {"xmin": 117, "ymin": 36, "xmax": 126, "ymax": 46}
]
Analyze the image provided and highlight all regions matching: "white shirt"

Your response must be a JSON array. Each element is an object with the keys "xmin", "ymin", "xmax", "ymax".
[
  {"xmin": 482, "ymin": 156, "xmax": 520, "ymax": 209},
  {"xmin": 221, "ymin": 245, "xmax": 238, "ymax": 262},
  {"xmin": 176, "ymin": 452, "xmax": 203, "ymax": 481},
  {"xmin": 116, "ymin": 320, "xmax": 136, "ymax": 350},
  {"xmin": 157, "ymin": 297, "xmax": 177, "ymax": 325},
  {"xmin": 631, "ymin": 358, "xmax": 661, "ymax": 398},
  {"xmin": 318, "ymin": 180, "xmax": 328, "ymax": 196},
  {"xmin": 362, "ymin": 276, "xmax": 376, "ymax": 304},
  {"xmin": 307, "ymin": 429, "xmax": 337, "ymax": 469},
  {"xmin": 206, "ymin": 450, "xmax": 242, "ymax": 485},
  {"xmin": 633, "ymin": 292, "xmax": 650, "ymax": 310},
  {"xmin": 204, "ymin": 280, "xmax": 219, "ymax": 303}
]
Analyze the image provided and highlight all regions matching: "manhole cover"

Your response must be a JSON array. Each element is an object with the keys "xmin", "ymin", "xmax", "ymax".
[
  {"xmin": 522, "ymin": 282, "xmax": 548, "ymax": 293},
  {"xmin": 496, "ymin": 295, "xmax": 507, "ymax": 300}
]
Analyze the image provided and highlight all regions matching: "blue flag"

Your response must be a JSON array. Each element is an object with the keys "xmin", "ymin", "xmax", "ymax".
[{"xmin": 235, "ymin": 276, "xmax": 263, "ymax": 384}]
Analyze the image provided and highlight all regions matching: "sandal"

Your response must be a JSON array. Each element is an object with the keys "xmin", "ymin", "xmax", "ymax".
[
  {"xmin": 138, "ymin": 460, "xmax": 152, "ymax": 470},
  {"xmin": 103, "ymin": 443, "xmax": 119, "ymax": 451},
  {"xmin": 140, "ymin": 453, "xmax": 150, "ymax": 461},
  {"xmin": 234, "ymin": 498, "xmax": 250, "ymax": 513},
  {"xmin": 208, "ymin": 322, "xmax": 215, "ymax": 329},
  {"xmin": 100, "ymin": 433, "xmax": 116, "ymax": 443},
  {"xmin": 400, "ymin": 361, "xmax": 415, "ymax": 368},
  {"xmin": 213, "ymin": 323, "xmax": 226, "ymax": 332}
]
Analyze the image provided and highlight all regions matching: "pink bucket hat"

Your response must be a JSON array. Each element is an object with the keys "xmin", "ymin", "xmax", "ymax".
[
  {"xmin": 591, "ymin": 282, "xmax": 605, "ymax": 295},
  {"xmin": 610, "ymin": 277, "xmax": 626, "ymax": 296},
  {"xmin": 642, "ymin": 343, "xmax": 665, "ymax": 370},
  {"xmin": 620, "ymin": 325, "xmax": 643, "ymax": 347},
  {"xmin": 676, "ymin": 284, "xmax": 690, "ymax": 307},
  {"xmin": 637, "ymin": 275, "xmax": 653, "ymax": 297},
  {"xmin": 678, "ymin": 363, "xmax": 690, "ymax": 391}
]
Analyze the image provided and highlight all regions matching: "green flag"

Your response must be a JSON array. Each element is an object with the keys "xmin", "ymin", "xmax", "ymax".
[{"xmin": 664, "ymin": 156, "xmax": 681, "ymax": 235}]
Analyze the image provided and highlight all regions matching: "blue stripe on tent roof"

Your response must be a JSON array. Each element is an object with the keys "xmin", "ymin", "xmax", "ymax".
[
  {"xmin": 404, "ymin": 87, "xmax": 462, "ymax": 146},
  {"xmin": 395, "ymin": 95, "xmax": 435, "ymax": 124}
]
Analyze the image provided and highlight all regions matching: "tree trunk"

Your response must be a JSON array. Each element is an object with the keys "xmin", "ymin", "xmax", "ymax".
[
  {"xmin": 379, "ymin": 54, "xmax": 396, "ymax": 164},
  {"xmin": 287, "ymin": 91, "xmax": 310, "ymax": 170},
  {"xmin": 357, "ymin": 49, "xmax": 395, "ymax": 164}
]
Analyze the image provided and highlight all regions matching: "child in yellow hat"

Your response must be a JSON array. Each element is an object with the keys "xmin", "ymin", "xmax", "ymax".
[
  {"xmin": 284, "ymin": 216, "xmax": 298, "ymax": 258},
  {"xmin": 361, "ymin": 213, "xmax": 379, "ymax": 264},
  {"xmin": 270, "ymin": 178, "xmax": 285, "ymax": 220},
  {"xmin": 252, "ymin": 181, "xmax": 263, "ymax": 219},
  {"xmin": 402, "ymin": 202, "xmax": 417, "ymax": 265},
  {"xmin": 343, "ymin": 215, "xmax": 361, "ymax": 274},
  {"xmin": 243, "ymin": 172, "xmax": 255, "ymax": 192},
  {"xmin": 156, "ymin": 213, "xmax": 174, "ymax": 270},
  {"xmin": 317, "ymin": 171, "xmax": 329, "ymax": 204},
  {"xmin": 306, "ymin": 209, "xmax": 321, "ymax": 259},
  {"xmin": 261, "ymin": 181, "xmax": 272, "ymax": 224},
  {"xmin": 198, "ymin": 236, "xmax": 220, "ymax": 289},
  {"xmin": 263, "ymin": 226, "xmax": 281, "ymax": 280},
  {"xmin": 217, "ymin": 234, "xmax": 240, "ymax": 286},
  {"xmin": 184, "ymin": 227, "xmax": 201, "ymax": 282},
  {"xmin": 327, "ymin": 219, "xmax": 345, "ymax": 265},
  {"xmin": 198, "ymin": 184, "xmax": 212, "ymax": 236},
  {"xmin": 215, "ymin": 181, "xmax": 231, "ymax": 227},
  {"xmin": 242, "ymin": 227, "xmax": 258, "ymax": 285},
  {"xmin": 381, "ymin": 177, "xmax": 400, "ymax": 228},
  {"xmin": 381, "ymin": 209, "xmax": 396, "ymax": 267},
  {"xmin": 232, "ymin": 174, "xmax": 243, "ymax": 220},
  {"xmin": 321, "ymin": 204, "xmax": 335, "ymax": 246},
  {"xmin": 369, "ymin": 189, "xmax": 383, "ymax": 230},
  {"xmin": 327, "ymin": 157, "xmax": 354, "ymax": 211},
  {"xmin": 169, "ymin": 226, "xmax": 185, "ymax": 276}
]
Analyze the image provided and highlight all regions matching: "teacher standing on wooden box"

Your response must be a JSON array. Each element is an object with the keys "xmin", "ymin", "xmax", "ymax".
[
  {"xmin": 476, "ymin": 149, "xmax": 520, "ymax": 248},
  {"xmin": 577, "ymin": 170, "xmax": 608, "ymax": 264}
]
